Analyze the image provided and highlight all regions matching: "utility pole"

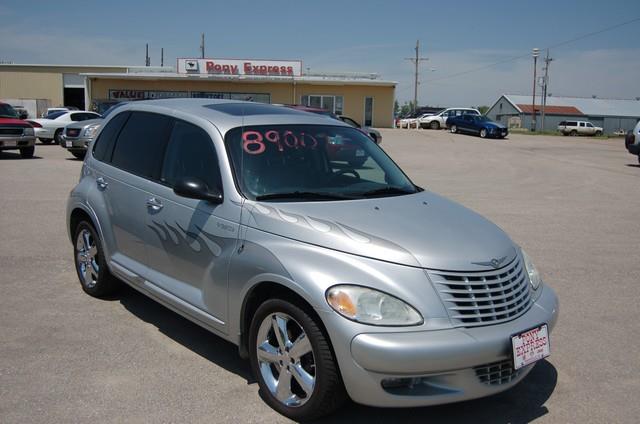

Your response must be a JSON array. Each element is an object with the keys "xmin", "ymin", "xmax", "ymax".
[
  {"xmin": 145, "ymin": 43, "xmax": 150, "ymax": 66},
  {"xmin": 540, "ymin": 49, "xmax": 553, "ymax": 131},
  {"xmin": 404, "ymin": 40, "xmax": 429, "ymax": 113},
  {"xmin": 160, "ymin": 48, "xmax": 164, "ymax": 67},
  {"xmin": 200, "ymin": 33, "xmax": 205, "ymax": 59},
  {"xmin": 531, "ymin": 48, "xmax": 540, "ymax": 131}
]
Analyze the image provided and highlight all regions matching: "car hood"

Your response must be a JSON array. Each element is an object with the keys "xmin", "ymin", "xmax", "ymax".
[
  {"xmin": 486, "ymin": 122, "xmax": 507, "ymax": 129},
  {"xmin": 0, "ymin": 118, "xmax": 31, "ymax": 126},
  {"xmin": 242, "ymin": 191, "xmax": 516, "ymax": 271},
  {"xmin": 66, "ymin": 118, "xmax": 103, "ymax": 129}
]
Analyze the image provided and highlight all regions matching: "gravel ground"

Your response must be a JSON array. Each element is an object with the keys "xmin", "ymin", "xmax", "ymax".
[{"xmin": 1, "ymin": 130, "xmax": 638, "ymax": 423}]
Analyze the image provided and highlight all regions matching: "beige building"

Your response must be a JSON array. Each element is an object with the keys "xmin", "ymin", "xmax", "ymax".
[{"xmin": 0, "ymin": 59, "xmax": 396, "ymax": 127}]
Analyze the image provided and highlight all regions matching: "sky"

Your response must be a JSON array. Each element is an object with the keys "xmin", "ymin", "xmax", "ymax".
[{"xmin": 1, "ymin": 0, "xmax": 639, "ymax": 107}]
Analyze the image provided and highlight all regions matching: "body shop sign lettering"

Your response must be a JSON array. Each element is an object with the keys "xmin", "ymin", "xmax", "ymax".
[{"xmin": 242, "ymin": 130, "xmax": 318, "ymax": 154}]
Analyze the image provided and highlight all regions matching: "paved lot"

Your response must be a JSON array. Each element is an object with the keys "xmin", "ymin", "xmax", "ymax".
[{"xmin": 1, "ymin": 130, "xmax": 639, "ymax": 423}]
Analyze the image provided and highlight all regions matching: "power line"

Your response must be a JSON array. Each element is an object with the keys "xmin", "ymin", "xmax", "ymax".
[{"xmin": 423, "ymin": 16, "xmax": 640, "ymax": 84}]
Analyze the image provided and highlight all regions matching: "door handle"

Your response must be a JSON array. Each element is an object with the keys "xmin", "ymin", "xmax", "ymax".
[
  {"xmin": 146, "ymin": 197, "xmax": 164, "ymax": 211},
  {"xmin": 96, "ymin": 177, "xmax": 108, "ymax": 189}
]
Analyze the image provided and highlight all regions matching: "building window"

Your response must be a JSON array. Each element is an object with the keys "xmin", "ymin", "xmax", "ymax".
[
  {"xmin": 301, "ymin": 95, "xmax": 344, "ymax": 115},
  {"xmin": 364, "ymin": 96, "xmax": 374, "ymax": 126}
]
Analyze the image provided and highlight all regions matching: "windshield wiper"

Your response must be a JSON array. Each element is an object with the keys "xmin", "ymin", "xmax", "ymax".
[
  {"xmin": 255, "ymin": 191, "xmax": 353, "ymax": 201},
  {"xmin": 357, "ymin": 187, "xmax": 416, "ymax": 198}
]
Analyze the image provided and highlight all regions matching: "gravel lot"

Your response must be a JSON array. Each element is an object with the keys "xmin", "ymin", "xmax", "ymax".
[{"xmin": 1, "ymin": 130, "xmax": 638, "ymax": 423}]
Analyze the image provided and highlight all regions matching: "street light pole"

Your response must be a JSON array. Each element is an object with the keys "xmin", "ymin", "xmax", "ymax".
[
  {"xmin": 540, "ymin": 49, "xmax": 553, "ymax": 132},
  {"xmin": 531, "ymin": 48, "xmax": 540, "ymax": 131}
]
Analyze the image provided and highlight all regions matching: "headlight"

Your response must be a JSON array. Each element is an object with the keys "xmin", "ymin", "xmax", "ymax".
[
  {"xmin": 521, "ymin": 249, "xmax": 542, "ymax": 290},
  {"xmin": 326, "ymin": 285, "xmax": 423, "ymax": 326},
  {"xmin": 23, "ymin": 127, "xmax": 35, "ymax": 136},
  {"xmin": 84, "ymin": 124, "xmax": 101, "ymax": 138}
]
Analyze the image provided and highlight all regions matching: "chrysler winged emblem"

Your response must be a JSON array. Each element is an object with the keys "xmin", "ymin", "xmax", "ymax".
[{"xmin": 472, "ymin": 256, "xmax": 507, "ymax": 269}]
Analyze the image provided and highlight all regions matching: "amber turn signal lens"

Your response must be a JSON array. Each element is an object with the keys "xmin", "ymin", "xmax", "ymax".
[{"xmin": 327, "ymin": 289, "xmax": 357, "ymax": 318}]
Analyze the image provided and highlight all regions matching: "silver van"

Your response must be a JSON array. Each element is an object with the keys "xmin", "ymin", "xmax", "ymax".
[{"xmin": 66, "ymin": 99, "xmax": 558, "ymax": 420}]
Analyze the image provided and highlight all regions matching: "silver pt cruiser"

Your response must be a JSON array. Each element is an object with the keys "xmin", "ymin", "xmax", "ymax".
[{"xmin": 66, "ymin": 99, "xmax": 558, "ymax": 421}]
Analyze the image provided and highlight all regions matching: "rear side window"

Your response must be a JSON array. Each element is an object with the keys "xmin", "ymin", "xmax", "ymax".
[
  {"xmin": 110, "ymin": 112, "xmax": 172, "ymax": 179},
  {"xmin": 92, "ymin": 112, "xmax": 129, "ymax": 162},
  {"xmin": 161, "ymin": 121, "xmax": 222, "ymax": 191}
]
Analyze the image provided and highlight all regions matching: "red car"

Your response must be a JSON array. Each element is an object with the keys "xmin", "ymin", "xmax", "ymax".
[{"xmin": 0, "ymin": 102, "xmax": 36, "ymax": 158}]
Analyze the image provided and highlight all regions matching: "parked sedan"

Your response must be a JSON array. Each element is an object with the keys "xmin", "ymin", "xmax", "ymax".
[
  {"xmin": 67, "ymin": 99, "xmax": 557, "ymax": 421},
  {"xmin": 28, "ymin": 110, "xmax": 101, "ymax": 144},
  {"xmin": 449, "ymin": 114, "xmax": 508, "ymax": 139}
]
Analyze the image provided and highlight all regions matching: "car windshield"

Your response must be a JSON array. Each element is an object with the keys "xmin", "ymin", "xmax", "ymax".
[
  {"xmin": 225, "ymin": 125, "xmax": 418, "ymax": 201},
  {"xmin": 0, "ymin": 103, "xmax": 19, "ymax": 118}
]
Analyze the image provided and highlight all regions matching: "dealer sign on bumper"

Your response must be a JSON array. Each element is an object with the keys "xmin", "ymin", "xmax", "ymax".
[{"xmin": 511, "ymin": 324, "xmax": 550, "ymax": 370}]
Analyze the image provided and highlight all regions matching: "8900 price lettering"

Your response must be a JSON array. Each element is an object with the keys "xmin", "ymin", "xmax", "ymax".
[{"xmin": 242, "ymin": 129, "xmax": 318, "ymax": 155}]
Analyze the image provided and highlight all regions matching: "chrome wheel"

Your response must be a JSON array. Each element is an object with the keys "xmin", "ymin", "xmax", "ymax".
[
  {"xmin": 450, "ymin": 125, "xmax": 457, "ymax": 133},
  {"xmin": 76, "ymin": 228, "xmax": 99, "ymax": 289},
  {"xmin": 256, "ymin": 312, "xmax": 316, "ymax": 407}
]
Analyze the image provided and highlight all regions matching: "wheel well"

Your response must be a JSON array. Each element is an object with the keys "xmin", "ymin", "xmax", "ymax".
[
  {"xmin": 69, "ymin": 208, "xmax": 93, "ymax": 239},
  {"xmin": 238, "ymin": 282, "xmax": 325, "ymax": 359}
]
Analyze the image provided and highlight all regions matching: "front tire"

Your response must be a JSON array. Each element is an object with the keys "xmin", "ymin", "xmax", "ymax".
[
  {"xmin": 430, "ymin": 121, "xmax": 440, "ymax": 130},
  {"xmin": 595, "ymin": 130, "xmax": 602, "ymax": 136},
  {"xmin": 73, "ymin": 221, "xmax": 120, "ymax": 297},
  {"xmin": 249, "ymin": 298, "xmax": 346, "ymax": 421},
  {"xmin": 20, "ymin": 146, "xmax": 35, "ymax": 158}
]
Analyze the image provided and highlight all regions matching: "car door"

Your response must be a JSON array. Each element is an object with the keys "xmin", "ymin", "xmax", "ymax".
[
  {"xmin": 89, "ymin": 111, "xmax": 173, "ymax": 276},
  {"xmin": 458, "ymin": 115, "xmax": 472, "ymax": 133},
  {"xmin": 142, "ymin": 119, "xmax": 239, "ymax": 331}
]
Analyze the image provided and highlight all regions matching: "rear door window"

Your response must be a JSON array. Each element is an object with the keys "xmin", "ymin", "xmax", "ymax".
[
  {"xmin": 110, "ymin": 112, "xmax": 172, "ymax": 179},
  {"xmin": 92, "ymin": 112, "xmax": 130, "ymax": 162},
  {"xmin": 160, "ymin": 120, "xmax": 222, "ymax": 192}
]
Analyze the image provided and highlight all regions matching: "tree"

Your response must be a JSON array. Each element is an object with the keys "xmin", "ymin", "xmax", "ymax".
[
  {"xmin": 394, "ymin": 100, "xmax": 400, "ymax": 117},
  {"xmin": 399, "ymin": 101, "xmax": 415, "ymax": 117}
]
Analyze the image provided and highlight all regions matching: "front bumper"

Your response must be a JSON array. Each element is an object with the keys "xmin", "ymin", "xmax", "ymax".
[
  {"xmin": 0, "ymin": 134, "xmax": 36, "ymax": 150},
  {"xmin": 322, "ymin": 285, "xmax": 558, "ymax": 407},
  {"xmin": 60, "ymin": 135, "xmax": 92, "ymax": 152}
]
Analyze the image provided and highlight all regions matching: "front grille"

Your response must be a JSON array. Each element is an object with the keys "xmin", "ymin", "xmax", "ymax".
[
  {"xmin": 428, "ymin": 256, "xmax": 532, "ymax": 327},
  {"xmin": 65, "ymin": 128, "xmax": 81, "ymax": 138},
  {"xmin": 0, "ymin": 127, "xmax": 24, "ymax": 136},
  {"xmin": 474, "ymin": 359, "xmax": 522, "ymax": 386}
]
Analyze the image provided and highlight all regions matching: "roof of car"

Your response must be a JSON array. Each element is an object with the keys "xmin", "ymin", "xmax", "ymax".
[{"xmin": 117, "ymin": 99, "xmax": 349, "ymax": 133}]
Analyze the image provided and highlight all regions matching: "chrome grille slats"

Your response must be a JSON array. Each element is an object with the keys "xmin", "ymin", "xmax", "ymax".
[
  {"xmin": 428, "ymin": 256, "xmax": 533, "ymax": 327},
  {"xmin": 474, "ymin": 359, "xmax": 522, "ymax": 386}
]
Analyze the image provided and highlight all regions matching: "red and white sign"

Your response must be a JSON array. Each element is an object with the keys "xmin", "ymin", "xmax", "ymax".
[
  {"xmin": 177, "ymin": 58, "xmax": 302, "ymax": 77},
  {"xmin": 511, "ymin": 324, "xmax": 550, "ymax": 370}
]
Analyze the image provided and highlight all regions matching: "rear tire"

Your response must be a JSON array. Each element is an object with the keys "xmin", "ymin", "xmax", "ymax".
[
  {"xmin": 54, "ymin": 129, "xmax": 63, "ymax": 145},
  {"xmin": 73, "ymin": 220, "xmax": 120, "ymax": 297},
  {"xmin": 450, "ymin": 125, "xmax": 458, "ymax": 134},
  {"xmin": 570, "ymin": 130, "xmax": 577, "ymax": 136},
  {"xmin": 249, "ymin": 298, "xmax": 347, "ymax": 421},
  {"xmin": 430, "ymin": 121, "xmax": 440, "ymax": 130},
  {"xmin": 19, "ymin": 146, "xmax": 35, "ymax": 158}
]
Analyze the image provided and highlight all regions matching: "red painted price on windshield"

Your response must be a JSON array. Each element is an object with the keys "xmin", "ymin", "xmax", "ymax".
[{"xmin": 242, "ymin": 129, "xmax": 318, "ymax": 155}]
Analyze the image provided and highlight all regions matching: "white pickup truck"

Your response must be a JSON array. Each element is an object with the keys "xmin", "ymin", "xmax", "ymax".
[{"xmin": 557, "ymin": 120, "xmax": 603, "ymax": 136}]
